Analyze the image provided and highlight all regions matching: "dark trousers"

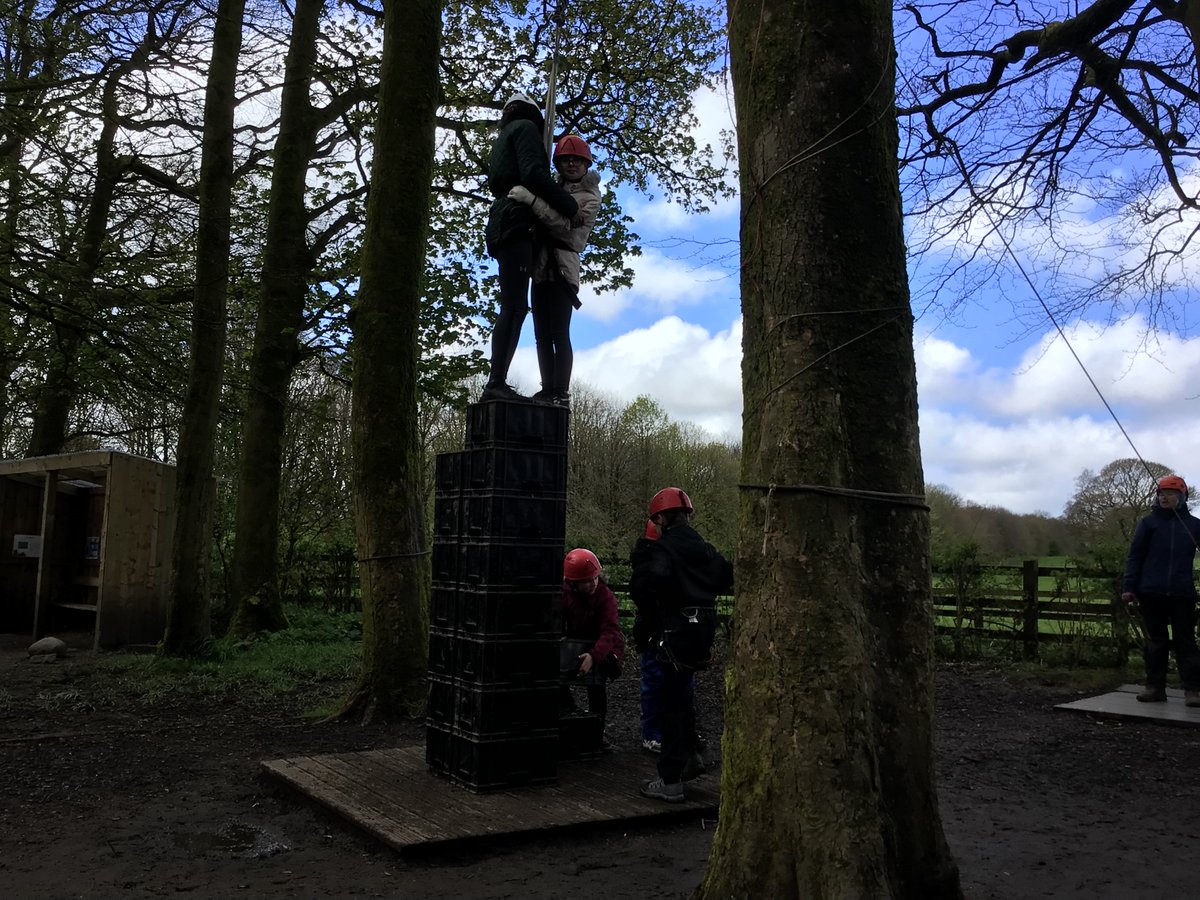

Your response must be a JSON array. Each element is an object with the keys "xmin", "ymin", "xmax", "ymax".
[
  {"xmin": 657, "ymin": 662, "xmax": 698, "ymax": 784},
  {"xmin": 560, "ymin": 682, "xmax": 607, "ymax": 727},
  {"xmin": 1140, "ymin": 594, "xmax": 1200, "ymax": 690},
  {"xmin": 488, "ymin": 240, "xmax": 533, "ymax": 385},
  {"xmin": 530, "ymin": 279, "xmax": 574, "ymax": 395},
  {"xmin": 640, "ymin": 651, "xmax": 694, "ymax": 743}
]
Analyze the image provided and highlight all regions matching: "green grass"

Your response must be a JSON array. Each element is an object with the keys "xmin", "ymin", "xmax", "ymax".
[{"xmin": 97, "ymin": 604, "xmax": 362, "ymax": 713}]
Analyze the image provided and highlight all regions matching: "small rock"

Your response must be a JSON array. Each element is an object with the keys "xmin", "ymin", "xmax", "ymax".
[{"xmin": 27, "ymin": 636, "xmax": 68, "ymax": 658}]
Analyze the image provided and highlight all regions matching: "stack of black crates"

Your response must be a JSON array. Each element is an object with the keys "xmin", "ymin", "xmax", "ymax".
[{"xmin": 426, "ymin": 399, "xmax": 569, "ymax": 791}]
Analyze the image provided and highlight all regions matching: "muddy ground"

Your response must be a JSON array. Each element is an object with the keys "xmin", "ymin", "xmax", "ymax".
[{"xmin": 2, "ymin": 632, "xmax": 1196, "ymax": 899}]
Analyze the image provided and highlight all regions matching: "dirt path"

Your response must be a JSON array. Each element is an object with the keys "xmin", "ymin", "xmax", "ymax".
[{"xmin": 2, "ymin": 638, "xmax": 1196, "ymax": 898}]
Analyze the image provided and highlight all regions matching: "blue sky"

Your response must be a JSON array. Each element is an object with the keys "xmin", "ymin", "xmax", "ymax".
[{"xmin": 503, "ymin": 85, "xmax": 1200, "ymax": 517}]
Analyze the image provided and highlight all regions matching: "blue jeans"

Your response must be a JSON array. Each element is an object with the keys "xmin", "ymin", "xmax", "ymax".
[{"xmin": 640, "ymin": 650, "xmax": 694, "ymax": 742}]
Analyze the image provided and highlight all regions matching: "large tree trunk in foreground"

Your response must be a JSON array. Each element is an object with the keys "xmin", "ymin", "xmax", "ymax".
[
  {"xmin": 163, "ymin": 0, "xmax": 245, "ymax": 654},
  {"xmin": 701, "ymin": 1, "xmax": 962, "ymax": 897},
  {"xmin": 227, "ymin": 0, "xmax": 326, "ymax": 638},
  {"xmin": 337, "ymin": 0, "xmax": 439, "ymax": 720}
]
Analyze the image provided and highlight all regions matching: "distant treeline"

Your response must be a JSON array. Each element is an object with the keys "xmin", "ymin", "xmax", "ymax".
[{"xmin": 926, "ymin": 485, "xmax": 1084, "ymax": 563}]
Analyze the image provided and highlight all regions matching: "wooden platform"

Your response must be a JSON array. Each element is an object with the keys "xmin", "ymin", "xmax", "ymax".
[
  {"xmin": 261, "ymin": 744, "xmax": 719, "ymax": 852},
  {"xmin": 1055, "ymin": 684, "xmax": 1200, "ymax": 726}
]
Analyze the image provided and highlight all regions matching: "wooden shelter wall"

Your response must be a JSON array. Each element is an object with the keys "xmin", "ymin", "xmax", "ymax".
[{"xmin": 0, "ymin": 477, "xmax": 43, "ymax": 632}]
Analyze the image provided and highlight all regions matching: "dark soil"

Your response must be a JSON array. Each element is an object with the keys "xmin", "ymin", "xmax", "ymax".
[{"xmin": 2, "ymin": 632, "xmax": 1195, "ymax": 899}]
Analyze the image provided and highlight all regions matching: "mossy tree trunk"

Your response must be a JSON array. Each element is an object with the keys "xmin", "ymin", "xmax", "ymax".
[
  {"xmin": 336, "ymin": 0, "xmax": 439, "ymax": 720},
  {"xmin": 163, "ymin": 0, "xmax": 245, "ymax": 655},
  {"xmin": 227, "ymin": 0, "xmax": 326, "ymax": 638},
  {"xmin": 701, "ymin": 1, "xmax": 962, "ymax": 897}
]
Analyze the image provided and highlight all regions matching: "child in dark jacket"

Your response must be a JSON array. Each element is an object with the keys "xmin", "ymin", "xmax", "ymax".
[
  {"xmin": 560, "ymin": 548, "xmax": 625, "ymax": 737},
  {"xmin": 1122, "ymin": 474, "xmax": 1200, "ymax": 705}
]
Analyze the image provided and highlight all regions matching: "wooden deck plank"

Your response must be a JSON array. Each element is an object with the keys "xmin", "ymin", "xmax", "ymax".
[
  {"xmin": 333, "ymin": 750, "xmax": 529, "ymax": 837},
  {"xmin": 279, "ymin": 755, "xmax": 440, "ymax": 843},
  {"xmin": 262, "ymin": 756, "xmax": 433, "ymax": 847},
  {"xmin": 1055, "ymin": 684, "xmax": 1200, "ymax": 726},
  {"xmin": 262, "ymin": 742, "xmax": 719, "ymax": 852}
]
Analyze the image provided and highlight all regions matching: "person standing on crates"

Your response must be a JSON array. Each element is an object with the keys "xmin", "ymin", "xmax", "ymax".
[
  {"xmin": 560, "ymin": 548, "xmax": 625, "ymax": 748},
  {"xmin": 630, "ymin": 488, "xmax": 733, "ymax": 803},
  {"xmin": 482, "ymin": 92, "xmax": 580, "ymax": 402},
  {"xmin": 1121, "ymin": 474, "xmax": 1200, "ymax": 706},
  {"xmin": 505, "ymin": 133, "xmax": 601, "ymax": 408}
]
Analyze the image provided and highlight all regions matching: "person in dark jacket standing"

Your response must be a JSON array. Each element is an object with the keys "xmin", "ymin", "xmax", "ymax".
[
  {"xmin": 630, "ymin": 487, "xmax": 733, "ymax": 803},
  {"xmin": 482, "ymin": 92, "xmax": 579, "ymax": 402},
  {"xmin": 1122, "ymin": 474, "xmax": 1200, "ymax": 705}
]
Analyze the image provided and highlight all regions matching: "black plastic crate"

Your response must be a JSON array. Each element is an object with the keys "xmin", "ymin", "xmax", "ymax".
[
  {"xmin": 430, "ymin": 583, "xmax": 457, "ymax": 630},
  {"xmin": 426, "ymin": 673, "xmax": 457, "ymax": 727},
  {"xmin": 456, "ymin": 634, "xmax": 558, "ymax": 685},
  {"xmin": 459, "ymin": 540, "xmax": 562, "ymax": 588},
  {"xmin": 431, "ymin": 539, "xmax": 459, "ymax": 582},
  {"xmin": 455, "ymin": 682, "xmax": 559, "ymax": 737},
  {"xmin": 462, "ymin": 447, "xmax": 567, "ymax": 494},
  {"xmin": 433, "ymin": 495, "xmax": 461, "ymax": 539},
  {"xmin": 427, "ymin": 627, "xmax": 457, "ymax": 676},
  {"xmin": 425, "ymin": 722, "xmax": 455, "ymax": 777},
  {"xmin": 461, "ymin": 491, "xmax": 566, "ymax": 542},
  {"xmin": 451, "ymin": 731, "xmax": 558, "ymax": 791},
  {"xmin": 435, "ymin": 451, "xmax": 464, "ymax": 493},
  {"xmin": 558, "ymin": 711, "xmax": 604, "ymax": 760},
  {"xmin": 466, "ymin": 401, "xmax": 569, "ymax": 450},
  {"xmin": 457, "ymin": 586, "xmax": 559, "ymax": 637},
  {"xmin": 559, "ymin": 637, "xmax": 605, "ymax": 685}
]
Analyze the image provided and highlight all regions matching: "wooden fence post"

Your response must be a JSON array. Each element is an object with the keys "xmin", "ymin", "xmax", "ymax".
[{"xmin": 1022, "ymin": 559, "xmax": 1039, "ymax": 660}]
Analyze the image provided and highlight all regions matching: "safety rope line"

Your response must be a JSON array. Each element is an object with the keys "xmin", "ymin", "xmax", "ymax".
[
  {"xmin": 543, "ymin": 0, "xmax": 566, "ymax": 156},
  {"xmin": 944, "ymin": 146, "xmax": 1200, "ymax": 549},
  {"xmin": 740, "ymin": 481, "xmax": 929, "ymax": 509},
  {"xmin": 357, "ymin": 549, "xmax": 432, "ymax": 563}
]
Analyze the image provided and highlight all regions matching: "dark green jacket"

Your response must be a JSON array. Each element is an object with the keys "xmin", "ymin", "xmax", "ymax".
[{"xmin": 484, "ymin": 118, "xmax": 578, "ymax": 254}]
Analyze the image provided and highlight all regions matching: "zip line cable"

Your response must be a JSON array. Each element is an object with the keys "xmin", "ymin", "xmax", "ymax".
[
  {"xmin": 946, "ymin": 146, "xmax": 1154, "ymax": 480},
  {"xmin": 947, "ymin": 148, "xmax": 1198, "ymax": 548}
]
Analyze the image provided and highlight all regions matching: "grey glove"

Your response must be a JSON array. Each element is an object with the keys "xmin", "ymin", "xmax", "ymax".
[{"xmin": 507, "ymin": 185, "xmax": 535, "ymax": 205}]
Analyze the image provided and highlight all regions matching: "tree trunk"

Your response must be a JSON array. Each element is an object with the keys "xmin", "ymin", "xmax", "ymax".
[
  {"xmin": 701, "ymin": 1, "xmax": 962, "ymax": 897},
  {"xmin": 336, "ymin": 0, "xmax": 440, "ymax": 720},
  {"xmin": 227, "ymin": 0, "xmax": 325, "ymax": 638},
  {"xmin": 162, "ymin": 0, "xmax": 245, "ymax": 655}
]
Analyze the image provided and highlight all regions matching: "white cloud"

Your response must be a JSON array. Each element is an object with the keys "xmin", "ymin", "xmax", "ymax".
[
  {"xmin": 916, "ymin": 314, "xmax": 1200, "ymax": 513},
  {"xmin": 503, "ymin": 311, "xmax": 1200, "ymax": 516},
  {"xmin": 509, "ymin": 315, "xmax": 744, "ymax": 440},
  {"xmin": 623, "ymin": 81, "xmax": 739, "ymax": 231},
  {"xmin": 579, "ymin": 247, "xmax": 738, "ymax": 323}
]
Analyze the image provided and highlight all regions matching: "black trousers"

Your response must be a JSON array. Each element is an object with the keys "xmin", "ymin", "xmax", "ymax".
[
  {"xmin": 1140, "ymin": 594, "xmax": 1200, "ymax": 690},
  {"xmin": 488, "ymin": 240, "xmax": 533, "ymax": 385},
  {"xmin": 530, "ymin": 278, "xmax": 574, "ymax": 395},
  {"xmin": 559, "ymin": 682, "xmax": 607, "ymax": 726},
  {"xmin": 657, "ymin": 662, "xmax": 699, "ymax": 784}
]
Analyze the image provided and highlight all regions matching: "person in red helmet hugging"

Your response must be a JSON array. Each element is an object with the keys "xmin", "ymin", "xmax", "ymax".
[
  {"xmin": 505, "ymin": 133, "xmax": 601, "ymax": 407},
  {"xmin": 630, "ymin": 488, "xmax": 733, "ymax": 803},
  {"xmin": 482, "ymin": 93, "xmax": 580, "ymax": 402},
  {"xmin": 560, "ymin": 548, "xmax": 625, "ymax": 743},
  {"xmin": 1122, "ymin": 474, "xmax": 1200, "ymax": 705}
]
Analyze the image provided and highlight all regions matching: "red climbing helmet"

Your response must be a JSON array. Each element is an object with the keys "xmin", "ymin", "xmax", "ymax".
[
  {"xmin": 1158, "ymin": 475, "xmax": 1188, "ymax": 499},
  {"xmin": 563, "ymin": 548, "xmax": 601, "ymax": 581},
  {"xmin": 643, "ymin": 519, "xmax": 659, "ymax": 541},
  {"xmin": 553, "ymin": 133, "xmax": 592, "ymax": 163},
  {"xmin": 648, "ymin": 487, "xmax": 693, "ymax": 518}
]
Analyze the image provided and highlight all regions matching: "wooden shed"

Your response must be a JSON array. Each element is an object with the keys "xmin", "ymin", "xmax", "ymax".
[{"xmin": 0, "ymin": 450, "xmax": 176, "ymax": 650}]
